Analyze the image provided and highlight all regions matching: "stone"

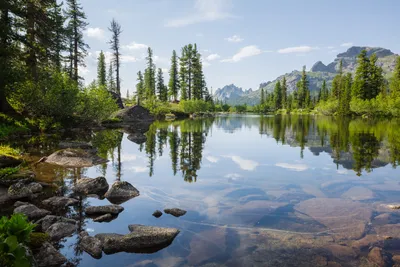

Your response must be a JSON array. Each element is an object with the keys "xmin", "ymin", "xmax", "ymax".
[
  {"xmin": 101, "ymin": 225, "xmax": 179, "ymax": 254},
  {"xmin": 93, "ymin": 214, "xmax": 115, "ymax": 223},
  {"xmin": 0, "ymin": 155, "xmax": 22, "ymax": 168},
  {"xmin": 351, "ymin": 234, "xmax": 385, "ymax": 250},
  {"xmin": 59, "ymin": 141, "xmax": 93, "ymax": 149},
  {"xmin": 0, "ymin": 170, "xmax": 34, "ymax": 187},
  {"xmin": 113, "ymin": 105, "xmax": 154, "ymax": 123},
  {"xmin": 85, "ymin": 204, "xmax": 124, "ymax": 215},
  {"xmin": 95, "ymin": 233, "xmax": 123, "ymax": 243},
  {"xmin": 152, "ymin": 210, "xmax": 162, "ymax": 218},
  {"xmin": 326, "ymin": 244, "xmax": 357, "ymax": 260},
  {"xmin": 14, "ymin": 204, "xmax": 51, "ymax": 220},
  {"xmin": 46, "ymin": 222, "xmax": 77, "ymax": 241},
  {"xmin": 80, "ymin": 236, "xmax": 103, "ymax": 259},
  {"xmin": 45, "ymin": 148, "xmax": 108, "ymax": 167},
  {"xmin": 14, "ymin": 201, "xmax": 30, "ymax": 207},
  {"xmin": 368, "ymin": 247, "xmax": 390, "ymax": 267},
  {"xmin": 105, "ymin": 181, "xmax": 140, "ymax": 204},
  {"xmin": 35, "ymin": 242, "xmax": 67, "ymax": 267},
  {"xmin": 35, "ymin": 215, "xmax": 77, "ymax": 232},
  {"xmin": 127, "ymin": 133, "xmax": 147, "ymax": 144},
  {"xmin": 73, "ymin": 177, "xmax": 109, "ymax": 196},
  {"xmin": 341, "ymin": 186, "xmax": 375, "ymax": 201},
  {"xmin": 164, "ymin": 208, "xmax": 187, "ymax": 217},
  {"xmin": 42, "ymin": 196, "xmax": 79, "ymax": 209},
  {"xmin": 8, "ymin": 181, "xmax": 43, "ymax": 199}
]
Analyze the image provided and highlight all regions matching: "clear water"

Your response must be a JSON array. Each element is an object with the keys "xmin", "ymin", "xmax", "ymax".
[{"xmin": 13, "ymin": 115, "xmax": 400, "ymax": 266}]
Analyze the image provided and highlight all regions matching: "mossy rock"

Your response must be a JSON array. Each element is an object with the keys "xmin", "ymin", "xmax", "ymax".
[{"xmin": 29, "ymin": 232, "xmax": 50, "ymax": 249}]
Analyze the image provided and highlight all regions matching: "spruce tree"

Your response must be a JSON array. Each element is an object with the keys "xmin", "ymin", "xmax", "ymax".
[
  {"xmin": 144, "ymin": 47, "xmax": 156, "ymax": 98},
  {"xmin": 274, "ymin": 81, "xmax": 282, "ymax": 109},
  {"xmin": 281, "ymin": 77, "xmax": 287, "ymax": 108},
  {"xmin": 136, "ymin": 71, "xmax": 145, "ymax": 105},
  {"xmin": 352, "ymin": 50, "xmax": 370, "ymax": 99},
  {"xmin": 97, "ymin": 51, "xmax": 107, "ymax": 87},
  {"xmin": 390, "ymin": 57, "xmax": 400, "ymax": 96},
  {"xmin": 48, "ymin": 1, "xmax": 67, "ymax": 71},
  {"xmin": 369, "ymin": 53, "xmax": 384, "ymax": 99},
  {"xmin": 107, "ymin": 62, "xmax": 116, "ymax": 92},
  {"xmin": 179, "ymin": 47, "xmax": 188, "ymax": 100},
  {"xmin": 168, "ymin": 50, "xmax": 179, "ymax": 101},
  {"xmin": 157, "ymin": 68, "xmax": 168, "ymax": 102},
  {"xmin": 192, "ymin": 44, "xmax": 204, "ymax": 100},
  {"xmin": 297, "ymin": 66, "xmax": 309, "ymax": 108},
  {"xmin": 108, "ymin": 19, "xmax": 122, "ymax": 96},
  {"xmin": 321, "ymin": 80, "xmax": 328, "ymax": 101},
  {"xmin": 260, "ymin": 88, "xmax": 265, "ymax": 105}
]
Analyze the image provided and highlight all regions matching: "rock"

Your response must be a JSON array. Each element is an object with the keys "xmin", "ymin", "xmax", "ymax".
[
  {"xmin": 114, "ymin": 105, "xmax": 154, "ymax": 123},
  {"xmin": 45, "ymin": 148, "xmax": 108, "ymax": 167},
  {"xmin": 59, "ymin": 141, "xmax": 93, "ymax": 149},
  {"xmin": 152, "ymin": 210, "xmax": 162, "ymax": 218},
  {"xmin": 42, "ymin": 196, "xmax": 79, "ymax": 209},
  {"xmin": 105, "ymin": 181, "xmax": 140, "ymax": 204},
  {"xmin": 35, "ymin": 215, "xmax": 77, "ymax": 232},
  {"xmin": 310, "ymin": 61, "xmax": 329, "ymax": 72},
  {"xmin": 73, "ymin": 177, "xmax": 109, "ymax": 196},
  {"xmin": 93, "ymin": 213, "xmax": 115, "ymax": 222},
  {"xmin": 14, "ymin": 201, "xmax": 30, "ymax": 207},
  {"xmin": 35, "ymin": 242, "xmax": 67, "ymax": 267},
  {"xmin": 80, "ymin": 236, "xmax": 103, "ymax": 259},
  {"xmin": 95, "ymin": 233, "xmax": 124, "ymax": 243},
  {"xmin": 8, "ymin": 181, "xmax": 43, "ymax": 199},
  {"xmin": 101, "ymin": 225, "xmax": 179, "ymax": 254},
  {"xmin": 46, "ymin": 222, "xmax": 77, "ymax": 241},
  {"xmin": 79, "ymin": 231, "xmax": 89, "ymax": 238},
  {"xmin": 127, "ymin": 133, "xmax": 147, "ymax": 144},
  {"xmin": 0, "ymin": 155, "xmax": 22, "ymax": 168},
  {"xmin": 341, "ymin": 186, "xmax": 375, "ymax": 201},
  {"xmin": 0, "ymin": 170, "xmax": 35, "ymax": 186},
  {"xmin": 368, "ymin": 247, "xmax": 391, "ymax": 267},
  {"xmin": 85, "ymin": 204, "xmax": 124, "ymax": 215},
  {"xmin": 164, "ymin": 208, "xmax": 187, "ymax": 217},
  {"xmin": 14, "ymin": 204, "xmax": 51, "ymax": 220}
]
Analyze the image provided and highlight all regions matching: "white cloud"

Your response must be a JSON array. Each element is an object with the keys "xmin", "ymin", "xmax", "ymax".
[
  {"xmin": 206, "ymin": 156, "xmax": 219, "ymax": 163},
  {"xmin": 203, "ymin": 61, "xmax": 211, "ymax": 67},
  {"xmin": 161, "ymin": 68, "xmax": 168, "ymax": 73},
  {"xmin": 277, "ymin": 46, "xmax": 319, "ymax": 54},
  {"xmin": 337, "ymin": 169, "xmax": 348, "ymax": 174},
  {"xmin": 275, "ymin": 163, "xmax": 308, "ymax": 172},
  {"xmin": 224, "ymin": 173, "xmax": 242, "ymax": 179},
  {"xmin": 340, "ymin": 42, "xmax": 353, "ymax": 47},
  {"xmin": 129, "ymin": 166, "xmax": 147, "ymax": 173},
  {"xmin": 165, "ymin": 0, "xmax": 235, "ymax": 27},
  {"xmin": 206, "ymin": 53, "xmax": 221, "ymax": 61},
  {"xmin": 225, "ymin": 35, "xmax": 243, "ymax": 43},
  {"xmin": 123, "ymin": 42, "xmax": 148, "ymax": 50},
  {"xmin": 121, "ymin": 55, "xmax": 138, "ymax": 63},
  {"xmin": 224, "ymin": 155, "xmax": 259, "ymax": 171},
  {"xmin": 221, "ymin": 45, "xmax": 262, "ymax": 63},
  {"xmin": 85, "ymin": 27, "xmax": 105, "ymax": 40}
]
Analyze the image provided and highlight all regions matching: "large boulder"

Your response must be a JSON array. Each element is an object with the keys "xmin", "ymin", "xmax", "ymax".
[
  {"xmin": 85, "ymin": 205, "xmax": 124, "ymax": 216},
  {"xmin": 45, "ymin": 148, "xmax": 108, "ymax": 167},
  {"xmin": 46, "ymin": 222, "xmax": 77, "ymax": 241},
  {"xmin": 73, "ymin": 177, "xmax": 109, "ymax": 196},
  {"xmin": 8, "ymin": 181, "xmax": 42, "ymax": 199},
  {"xmin": 14, "ymin": 203, "xmax": 51, "ymax": 221},
  {"xmin": 114, "ymin": 105, "xmax": 154, "ymax": 123},
  {"xmin": 100, "ymin": 225, "xmax": 180, "ymax": 254},
  {"xmin": 35, "ymin": 242, "xmax": 67, "ymax": 267},
  {"xmin": 0, "ymin": 155, "xmax": 22, "ymax": 168},
  {"xmin": 42, "ymin": 196, "xmax": 79, "ymax": 209},
  {"xmin": 105, "ymin": 181, "xmax": 140, "ymax": 204},
  {"xmin": 164, "ymin": 208, "xmax": 187, "ymax": 217},
  {"xmin": 35, "ymin": 215, "xmax": 77, "ymax": 232},
  {"xmin": 80, "ymin": 236, "xmax": 103, "ymax": 259}
]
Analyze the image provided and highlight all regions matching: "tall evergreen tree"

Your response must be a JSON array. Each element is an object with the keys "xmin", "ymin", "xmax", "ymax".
[
  {"xmin": 179, "ymin": 47, "xmax": 188, "ymax": 100},
  {"xmin": 321, "ymin": 80, "xmax": 328, "ymax": 101},
  {"xmin": 107, "ymin": 62, "xmax": 116, "ymax": 92},
  {"xmin": 97, "ymin": 51, "xmax": 107, "ymax": 87},
  {"xmin": 192, "ymin": 44, "xmax": 204, "ymax": 100},
  {"xmin": 369, "ymin": 53, "xmax": 384, "ymax": 99},
  {"xmin": 144, "ymin": 47, "xmax": 156, "ymax": 99},
  {"xmin": 390, "ymin": 57, "xmax": 400, "ymax": 96},
  {"xmin": 108, "ymin": 18, "xmax": 122, "ymax": 96},
  {"xmin": 48, "ymin": 1, "xmax": 67, "ymax": 71},
  {"xmin": 281, "ymin": 77, "xmax": 287, "ymax": 108},
  {"xmin": 352, "ymin": 50, "xmax": 370, "ymax": 99},
  {"xmin": 297, "ymin": 66, "xmax": 310, "ymax": 108},
  {"xmin": 157, "ymin": 68, "xmax": 168, "ymax": 102},
  {"xmin": 274, "ymin": 81, "xmax": 282, "ymax": 109},
  {"xmin": 168, "ymin": 50, "xmax": 179, "ymax": 101},
  {"xmin": 260, "ymin": 88, "xmax": 265, "ymax": 105},
  {"xmin": 136, "ymin": 71, "xmax": 145, "ymax": 105}
]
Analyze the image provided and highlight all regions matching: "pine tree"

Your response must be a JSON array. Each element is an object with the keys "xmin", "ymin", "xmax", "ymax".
[
  {"xmin": 108, "ymin": 18, "xmax": 122, "ymax": 96},
  {"xmin": 126, "ymin": 89, "xmax": 130, "ymax": 99},
  {"xmin": 157, "ymin": 68, "xmax": 168, "ymax": 102},
  {"xmin": 48, "ymin": 1, "xmax": 67, "ymax": 71},
  {"xmin": 97, "ymin": 51, "xmax": 107, "ymax": 87},
  {"xmin": 179, "ymin": 47, "xmax": 188, "ymax": 100},
  {"xmin": 274, "ymin": 81, "xmax": 282, "ymax": 109},
  {"xmin": 321, "ymin": 80, "xmax": 328, "ymax": 101},
  {"xmin": 144, "ymin": 47, "xmax": 156, "ymax": 99},
  {"xmin": 192, "ymin": 44, "xmax": 204, "ymax": 100},
  {"xmin": 66, "ymin": 0, "xmax": 89, "ymax": 82},
  {"xmin": 352, "ymin": 50, "xmax": 370, "ymax": 99},
  {"xmin": 107, "ymin": 62, "xmax": 116, "ymax": 92},
  {"xmin": 168, "ymin": 50, "xmax": 179, "ymax": 101},
  {"xmin": 297, "ymin": 66, "xmax": 309, "ymax": 108},
  {"xmin": 260, "ymin": 88, "xmax": 265, "ymax": 105},
  {"xmin": 390, "ymin": 57, "xmax": 400, "ymax": 96},
  {"xmin": 369, "ymin": 53, "xmax": 384, "ymax": 99},
  {"xmin": 281, "ymin": 77, "xmax": 287, "ymax": 108},
  {"xmin": 136, "ymin": 71, "xmax": 145, "ymax": 105}
]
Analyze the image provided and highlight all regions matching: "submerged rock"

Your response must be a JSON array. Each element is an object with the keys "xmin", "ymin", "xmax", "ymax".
[
  {"xmin": 80, "ymin": 236, "xmax": 103, "ymax": 259},
  {"xmin": 93, "ymin": 213, "xmax": 116, "ymax": 223},
  {"xmin": 14, "ymin": 203, "xmax": 51, "ymax": 221},
  {"xmin": 0, "ymin": 155, "xmax": 22, "ymax": 168},
  {"xmin": 45, "ymin": 148, "xmax": 108, "ymax": 167},
  {"xmin": 35, "ymin": 215, "xmax": 77, "ymax": 232},
  {"xmin": 100, "ymin": 225, "xmax": 180, "ymax": 254},
  {"xmin": 85, "ymin": 205, "xmax": 124, "ymax": 216},
  {"xmin": 105, "ymin": 181, "xmax": 140, "ymax": 204},
  {"xmin": 73, "ymin": 177, "xmax": 109, "ymax": 196},
  {"xmin": 127, "ymin": 133, "xmax": 147, "ymax": 145},
  {"xmin": 8, "ymin": 181, "xmax": 43, "ymax": 199},
  {"xmin": 164, "ymin": 208, "xmax": 187, "ymax": 217},
  {"xmin": 42, "ymin": 196, "xmax": 79, "ymax": 209},
  {"xmin": 47, "ymin": 222, "xmax": 77, "ymax": 241},
  {"xmin": 35, "ymin": 242, "xmax": 67, "ymax": 267},
  {"xmin": 59, "ymin": 141, "xmax": 93, "ymax": 149},
  {"xmin": 152, "ymin": 210, "xmax": 162, "ymax": 218},
  {"xmin": 368, "ymin": 247, "xmax": 391, "ymax": 267}
]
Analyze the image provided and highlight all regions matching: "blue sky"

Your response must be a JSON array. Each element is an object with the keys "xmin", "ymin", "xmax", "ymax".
[{"xmin": 80, "ymin": 0, "xmax": 400, "ymax": 96}]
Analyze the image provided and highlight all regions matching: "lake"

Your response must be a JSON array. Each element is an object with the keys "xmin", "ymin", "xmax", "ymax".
[{"xmin": 9, "ymin": 115, "xmax": 400, "ymax": 266}]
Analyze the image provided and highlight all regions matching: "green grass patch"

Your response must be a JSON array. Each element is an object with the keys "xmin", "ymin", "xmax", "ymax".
[
  {"xmin": 0, "ymin": 145, "xmax": 21, "ymax": 159},
  {"xmin": 0, "ymin": 167, "xmax": 20, "ymax": 179}
]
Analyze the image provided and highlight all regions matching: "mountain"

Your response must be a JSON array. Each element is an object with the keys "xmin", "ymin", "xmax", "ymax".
[
  {"xmin": 214, "ymin": 46, "xmax": 399, "ymax": 106},
  {"xmin": 214, "ymin": 84, "xmax": 254, "ymax": 104}
]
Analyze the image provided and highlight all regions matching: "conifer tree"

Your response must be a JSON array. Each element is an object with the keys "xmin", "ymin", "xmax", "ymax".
[
  {"xmin": 97, "ymin": 51, "xmax": 107, "ymax": 87},
  {"xmin": 192, "ymin": 44, "xmax": 204, "ymax": 100},
  {"xmin": 260, "ymin": 88, "xmax": 265, "ymax": 105},
  {"xmin": 136, "ymin": 71, "xmax": 145, "ymax": 104},
  {"xmin": 297, "ymin": 66, "xmax": 309, "ymax": 108},
  {"xmin": 107, "ymin": 62, "xmax": 116, "ymax": 92},
  {"xmin": 179, "ymin": 47, "xmax": 188, "ymax": 100},
  {"xmin": 108, "ymin": 18, "xmax": 122, "ymax": 96},
  {"xmin": 157, "ymin": 68, "xmax": 168, "ymax": 102},
  {"xmin": 144, "ymin": 47, "xmax": 156, "ymax": 98},
  {"xmin": 168, "ymin": 50, "xmax": 179, "ymax": 101},
  {"xmin": 352, "ymin": 50, "xmax": 370, "ymax": 99},
  {"xmin": 369, "ymin": 53, "xmax": 384, "ymax": 99},
  {"xmin": 390, "ymin": 57, "xmax": 400, "ymax": 96},
  {"xmin": 321, "ymin": 80, "xmax": 328, "ymax": 101},
  {"xmin": 281, "ymin": 77, "xmax": 287, "ymax": 108},
  {"xmin": 274, "ymin": 81, "xmax": 282, "ymax": 109}
]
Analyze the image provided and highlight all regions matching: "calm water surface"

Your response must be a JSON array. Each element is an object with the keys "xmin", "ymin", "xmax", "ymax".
[{"xmin": 13, "ymin": 115, "xmax": 400, "ymax": 266}]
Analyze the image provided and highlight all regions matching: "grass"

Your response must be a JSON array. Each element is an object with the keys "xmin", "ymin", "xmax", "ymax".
[
  {"xmin": 0, "ymin": 145, "xmax": 21, "ymax": 159},
  {"xmin": 0, "ymin": 167, "xmax": 20, "ymax": 179}
]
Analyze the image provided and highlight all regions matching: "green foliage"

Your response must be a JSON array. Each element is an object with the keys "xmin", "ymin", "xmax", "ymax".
[
  {"xmin": 28, "ymin": 233, "xmax": 49, "ymax": 249},
  {"xmin": 157, "ymin": 68, "xmax": 168, "ymax": 102},
  {"xmin": 168, "ymin": 50, "xmax": 179, "ymax": 101},
  {"xmin": 0, "ymin": 167, "xmax": 19, "ymax": 179},
  {"xmin": 97, "ymin": 51, "xmax": 107, "ymax": 87},
  {"xmin": 180, "ymin": 100, "xmax": 213, "ymax": 114},
  {"xmin": 0, "ymin": 114, "xmax": 30, "ymax": 139},
  {"xmin": 0, "ymin": 214, "xmax": 36, "ymax": 267},
  {"xmin": 0, "ymin": 145, "xmax": 20, "ymax": 159}
]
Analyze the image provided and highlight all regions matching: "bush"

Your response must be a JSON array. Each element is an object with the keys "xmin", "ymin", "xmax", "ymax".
[
  {"xmin": 180, "ymin": 100, "xmax": 213, "ymax": 114},
  {"xmin": 315, "ymin": 100, "xmax": 338, "ymax": 115}
]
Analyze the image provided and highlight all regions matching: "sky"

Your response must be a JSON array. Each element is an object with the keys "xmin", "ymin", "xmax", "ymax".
[{"xmin": 80, "ymin": 0, "xmax": 400, "ymax": 96}]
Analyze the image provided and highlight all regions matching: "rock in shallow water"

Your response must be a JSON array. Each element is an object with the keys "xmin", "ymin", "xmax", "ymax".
[
  {"xmin": 152, "ymin": 210, "xmax": 162, "ymax": 218},
  {"xmin": 35, "ymin": 215, "xmax": 77, "ymax": 232},
  {"xmin": 14, "ymin": 203, "xmax": 51, "ymax": 220},
  {"xmin": 368, "ymin": 247, "xmax": 391, "ymax": 267},
  {"xmin": 47, "ymin": 222, "xmax": 77, "ymax": 241},
  {"xmin": 93, "ymin": 213, "xmax": 116, "ymax": 223},
  {"xmin": 105, "ymin": 181, "xmax": 140, "ymax": 204},
  {"xmin": 8, "ymin": 181, "xmax": 42, "ymax": 199},
  {"xmin": 85, "ymin": 204, "xmax": 124, "ymax": 215},
  {"xmin": 73, "ymin": 177, "xmax": 109, "ymax": 196},
  {"xmin": 164, "ymin": 208, "xmax": 187, "ymax": 217},
  {"xmin": 0, "ymin": 155, "xmax": 22, "ymax": 168},
  {"xmin": 45, "ymin": 148, "xmax": 108, "ymax": 167},
  {"xmin": 35, "ymin": 242, "xmax": 67, "ymax": 267},
  {"xmin": 80, "ymin": 236, "xmax": 103, "ymax": 259},
  {"xmin": 42, "ymin": 196, "xmax": 79, "ymax": 209}
]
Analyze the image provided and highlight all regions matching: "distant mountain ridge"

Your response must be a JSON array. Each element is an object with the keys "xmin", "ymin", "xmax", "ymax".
[{"xmin": 214, "ymin": 46, "xmax": 399, "ymax": 106}]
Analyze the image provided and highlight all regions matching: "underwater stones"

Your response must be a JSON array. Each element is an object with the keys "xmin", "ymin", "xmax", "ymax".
[
  {"xmin": 152, "ymin": 210, "xmax": 163, "ymax": 218},
  {"xmin": 58, "ymin": 141, "xmax": 93, "ymax": 149},
  {"xmin": 93, "ymin": 213, "xmax": 115, "ymax": 223},
  {"xmin": 105, "ymin": 181, "xmax": 140, "ymax": 204},
  {"xmin": 73, "ymin": 177, "xmax": 109, "ymax": 196},
  {"xmin": 85, "ymin": 204, "xmax": 124, "ymax": 216},
  {"xmin": 42, "ymin": 196, "xmax": 79, "ymax": 209},
  {"xmin": 368, "ymin": 247, "xmax": 391, "ymax": 267},
  {"xmin": 341, "ymin": 186, "xmax": 375, "ymax": 201},
  {"xmin": 80, "ymin": 236, "xmax": 103, "ymax": 259},
  {"xmin": 35, "ymin": 215, "xmax": 77, "ymax": 232},
  {"xmin": 35, "ymin": 242, "xmax": 67, "ymax": 267},
  {"xmin": 127, "ymin": 133, "xmax": 147, "ymax": 144},
  {"xmin": 14, "ymin": 203, "xmax": 51, "ymax": 221},
  {"xmin": 164, "ymin": 208, "xmax": 187, "ymax": 217},
  {"xmin": 45, "ymin": 148, "xmax": 108, "ymax": 167}
]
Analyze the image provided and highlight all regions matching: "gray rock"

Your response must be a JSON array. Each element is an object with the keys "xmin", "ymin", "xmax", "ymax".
[
  {"xmin": 79, "ymin": 231, "xmax": 89, "ymax": 238},
  {"xmin": 105, "ymin": 181, "xmax": 140, "ymax": 204},
  {"xmin": 152, "ymin": 210, "xmax": 162, "ymax": 218},
  {"xmin": 0, "ymin": 170, "xmax": 35, "ymax": 187},
  {"xmin": 93, "ymin": 213, "xmax": 115, "ymax": 223},
  {"xmin": 14, "ymin": 201, "xmax": 30, "ymax": 207},
  {"xmin": 95, "ymin": 233, "xmax": 124, "ymax": 243},
  {"xmin": 42, "ymin": 196, "xmax": 79, "ymax": 209},
  {"xmin": 0, "ymin": 155, "xmax": 22, "ymax": 168},
  {"xmin": 164, "ymin": 208, "xmax": 187, "ymax": 217},
  {"xmin": 14, "ymin": 204, "xmax": 51, "ymax": 220},
  {"xmin": 368, "ymin": 247, "xmax": 391, "ymax": 267},
  {"xmin": 35, "ymin": 242, "xmax": 67, "ymax": 267},
  {"xmin": 113, "ymin": 105, "xmax": 154, "ymax": 122},
  {"xmin": 85, "ymin": 204, "xmax": 124, "ymax": 215},
  {"xmin": 73, "ymin": 177, "xmax": 109, "ymax": 196},
  {"xmin": 8, "ymin": 181, "xmax": 43, "ymax": 199},
  {"xmin": 127, "ymin": 133, "xmax": 147, "ymax": 144},
  {"xmin": 101, "ymin": 225, "xmax": 180, "ymax": 254},
  {"xmin": 45, "ymin": 148, "xmax": 108, "ymax": 167},
  {"xmin": 59, "ymin": 141, "xmax": 93, "ymax": 149},
  {"xmin": 80, "ymin": 236, "xmax": 103, "ymax": 259},
  {"xmin": 47, "ymin": 222, "xmax": 77, "ymax": 241},
  {"xmin": 35, "ymin": 215, "xmax": 77, "ymax": 232}
]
